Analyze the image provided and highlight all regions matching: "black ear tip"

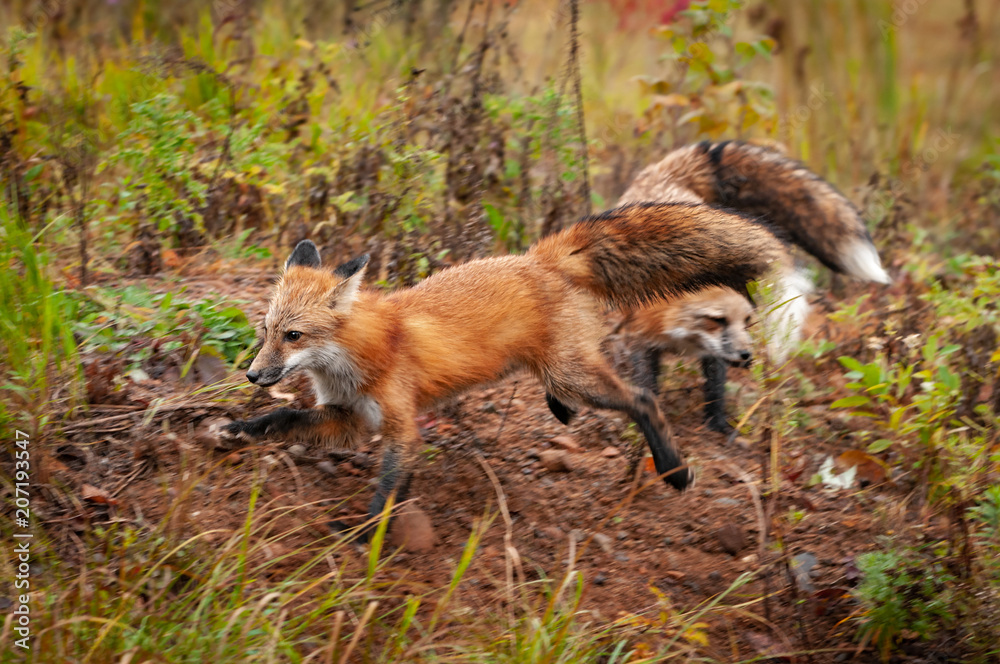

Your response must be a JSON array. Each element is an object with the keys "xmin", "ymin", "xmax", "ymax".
[
  {"xmin": 333, "ymin": 254, "xmax": 371, "ymax": 279},
  {"xmin": 286, "ymin": 239, "xmax": 322, "ymax": 269}
]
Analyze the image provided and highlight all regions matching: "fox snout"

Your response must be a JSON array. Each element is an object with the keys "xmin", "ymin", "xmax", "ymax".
[
  {"xmin": 729, "ymin": 349, "xmax": 753, "ymax": 369},
  {"xmin": 246, "ymin": 365, "xmax": 284, "ymax": 387}
]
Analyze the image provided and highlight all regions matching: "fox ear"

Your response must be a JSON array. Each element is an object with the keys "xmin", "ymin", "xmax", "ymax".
[
  {"xmin": 285, "ymin": 240, "xmax": 321, "ymax": 270},
  {"xmin": 333, "ymin": 254, "xmax": 369, "ymax": 279},
  {"xmin": 330, "ymin": 254, "xmax": 369, "ymax": 312}
]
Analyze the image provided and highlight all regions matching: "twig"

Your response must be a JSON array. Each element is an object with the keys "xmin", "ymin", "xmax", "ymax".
[{"xmin": 567, "ymin": 0, "xmax": 590, "ymax": 215}]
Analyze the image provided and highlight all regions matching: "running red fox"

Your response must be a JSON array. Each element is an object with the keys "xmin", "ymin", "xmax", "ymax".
[
  {"xmin": 614, "ymin": 141, "xmax": 890, "ymax": 434},
  {"xmin": 223, "ymin": 203, "xmax": 793, "ymax": 530}
]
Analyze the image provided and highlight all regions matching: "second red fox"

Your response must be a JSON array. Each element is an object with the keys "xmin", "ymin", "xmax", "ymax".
[
  {"xmin": 614, "ymin": 141, "xmax": 890, "ymax": 434},
  {"xmin": 223, "ymin": 203, "xmax": 793, "ymax": 533}
]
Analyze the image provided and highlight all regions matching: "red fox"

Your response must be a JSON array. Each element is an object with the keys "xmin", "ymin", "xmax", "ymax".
[
  {"xmin": 223, "ymin": 203, "xmax": 793, "ymax": 530},
  {"xmin": 615, "ymin": 141, "xmax": 890, "ymax": 434}
]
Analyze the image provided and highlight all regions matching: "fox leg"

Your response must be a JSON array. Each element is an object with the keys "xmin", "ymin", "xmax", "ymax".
[
  {"xmin": 630, "ymin": 346, "xmax": 663, "ymax": 395},
  {"xmin": 224, "ymin": 404, "xmax": 365, "ymax": 447},
  {"xmin": 545, "ymin": 358, "xmax": 693, "ymax": 491},
  {"xmin": 364, "ymin": 389, "xmax": 420, "ymax": 536},
  {"xmin": 545, "ymin": 392, "xmax": 577, "ymax": 425},
  {"xmin": 700, "ymin": 356, "xmax": 733, "ymax": 434}
]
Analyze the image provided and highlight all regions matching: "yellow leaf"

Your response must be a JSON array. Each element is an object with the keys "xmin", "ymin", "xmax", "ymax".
[
  {"xmin": 650, "ymin": 94, "xmax": 690, "ymax": 109},
  {"xmin": 295, "ymin": 38, "xmax": 315, "ymax": 51},
  {"xmin": 990, "ymin": 348, "xmax": 1000, "ymax": 363}
]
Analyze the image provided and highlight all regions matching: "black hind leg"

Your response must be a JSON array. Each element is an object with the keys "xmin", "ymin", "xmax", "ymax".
[
  {"xmin": 547, "ymin": 359, "xmax": 693, "ymax": 491},
  {"xmin": 701, "ymin": 355, "xmax": 733, "ymax": 435},
  {"xmin": 546, "ymin": 392, "xmax": 577, "ymax": 425}
]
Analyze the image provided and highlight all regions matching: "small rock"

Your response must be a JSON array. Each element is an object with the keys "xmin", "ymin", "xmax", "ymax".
[
  {"xmin": 791, "ymin": 552, "xmax": 818, "ymax": 592},
  {"xmin": 389, "ymin": 505, "xmax": 436, "ymax": 553},
  {"xmin": 288, "ymin": 444, "xmax": 307, "ymax": 458},
  {"xmin": 715, "ymin": 522, "xmax": 746, "ymax": 556},
  {"xmin": 616, "ymin": 530, "xmax": 628, "ymax": 540},
  {"xmin": 480, "ymin": 401, "xmax": 497, "ymax": 414},
  {"xmin": 708, "ymin": 570, "xmax": 722, "ymax": 583},
  {"xmin": 593, "ymin": 572, "xmax": 607, "ymax": 586},
  {"xmin": 551, "ymin": 435, "xmax": 582, "ymax": 453},
  {"xmin": 713, "ymin": 497, "xmax": 741, "ymax": 507},
  {"xmin": 702, "ymin": 488, "xmax": 714, "ymax": 497},
  {"xmin": 536, "ymin": 525, "xmax": 564, "ymax": 540},
  {"xmin": 521, "ymin": 467, "xmax": 533, "ymax": 475},
  {"xmin": 600, "ymin": 446, "xmax": 621, "ymax": 458},
  {"xmin": 539, "ymin": 450, "xmax": 573, "ymax": 472},
  {"xmin": 592, "ymin": 532, "xmax": 614, "ymax": 554},
  {"xmin": 316, "ymin": 461, "xmax": 339, "ymax": 477},
  {"xmin": 350, "ymin": 453, "xmax": 373, "ymax": 470},
  {"xmin": 614, "ymin": 552, "xmax": 629, "ymax": 562}
]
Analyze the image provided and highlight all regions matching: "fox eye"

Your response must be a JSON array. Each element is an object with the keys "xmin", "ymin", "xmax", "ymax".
[
  {"xmin": 707, "ymin": 316, "xmax": 727, "ymax": 327},
  {"xmin": 285, "ymin": 330, "xmax": 302, "ymax": 342},
  {"xmin": 745, "ymin": 316, "xmax": 755, "ymax": 328}
]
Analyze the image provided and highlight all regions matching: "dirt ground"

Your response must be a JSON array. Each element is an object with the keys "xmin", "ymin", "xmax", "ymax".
[{"xmin": 39, "ymin": 264, "xmax": 935, "ymax": 663}]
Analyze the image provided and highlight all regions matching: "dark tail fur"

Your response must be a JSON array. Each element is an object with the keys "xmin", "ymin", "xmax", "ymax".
[
  {"xmin": 619, "ymin": 141, "xmax": 890, "ymax": 284},
  {"xmin": 529, "ymin": 202, "xmax": 789, "ymax": 310}
]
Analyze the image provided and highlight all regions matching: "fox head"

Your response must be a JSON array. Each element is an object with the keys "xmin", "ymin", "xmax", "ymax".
[
  {"xmin": 662, "ymin": 287, "xmax": 755, "ymax": 368},
  {"xmin": 246, "ymin": 240, "xmax": 369, "ymax": 387}
]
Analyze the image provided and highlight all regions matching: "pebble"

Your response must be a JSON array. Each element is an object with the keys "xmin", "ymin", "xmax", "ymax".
[
  {"xmin": 288, "ymin": 444, "xmax": 307, "ymax": 458},
  {"xmin": 316, "ymin": 461, "xmax": 339, "ymax": 477},
  {"xmin": 714, "ymin": 522, "xmax": 746, "ymax": 556},
  {"xmin": 481, "ymin": 401, "xmax": 498, "ymax": 414},
  {"xmin": 521, "ymin": 467, "xmax": 533, "ymax": 475},
  {"xmin": 538, "ymin": 450, "xmax": 573, "ymax": 472},
  {"xmin": 389, "ymin": 505, "xmax": 436, "ymax": 553},
  {"xmin": 551, "ymin": 435, "xmax": 582, "ymax": 453},
  {"xmin": 713, "ymin": 497, "xmax": 741, "ymax": 507},
  {"xmin": 600, "ymin": 446, "xmax": 621, "ymax": 458},
  {"xmin": 592, "ymin": 532, "xmax": 614, "ymax": 554},
  {"xmin": 616, "ymin": 530, "xmax": 628, "ymax": 540},
  {"xmin": 593, "ymin": 572, "xmax": 607, "ymax": 586},
  {"xmin": 350, "ymin": 453, "xmax": 374, "ymax": 470},
  {"xmin": 708, "ymin": 570, "xmax": 722, "ymax": 583}
]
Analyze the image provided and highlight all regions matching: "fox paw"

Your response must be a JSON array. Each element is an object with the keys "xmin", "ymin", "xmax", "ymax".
[
  {"xmin": 705, "ymin": 416, "xmax": 735, "ymax": 436},
  {"xmin": 196, "ymin": 417, "xmax": 243, "ymax": 449}
]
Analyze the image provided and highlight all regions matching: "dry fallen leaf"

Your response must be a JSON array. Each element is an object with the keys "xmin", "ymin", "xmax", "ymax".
[
  {"xmin": 81, "ymin": 484, "xmax": 119, "ymax": 506},
  {"xmin": 836, "ymin": 449, "xmax": 889, "ymax": 485}
]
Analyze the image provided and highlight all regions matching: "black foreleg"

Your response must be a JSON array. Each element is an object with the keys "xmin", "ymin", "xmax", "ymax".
[
  {"xmin": 631, "ymin": 346, "xmax": 663, "ymax": 395},
  {"xmin": 701, "ymin": 356, "xmax": 733, "ymax": 434}
]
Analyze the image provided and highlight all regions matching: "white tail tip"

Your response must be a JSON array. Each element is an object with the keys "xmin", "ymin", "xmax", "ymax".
[
  {"xmin": 841, "ymin": 238, "xmax": 890, "ymax": 284},
  {"xmin": 764, "ymin": 270, "xmax": 813, "ymax": 363}
]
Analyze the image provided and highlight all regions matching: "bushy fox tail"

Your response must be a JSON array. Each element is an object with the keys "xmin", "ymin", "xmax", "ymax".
[
  {"xmin": 529, "ymin": 203, "xmax": 790, "ymax": 310},
  {"xmin": 619, "ymin": 140, "xmax": 890, "ymax": 284}
]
